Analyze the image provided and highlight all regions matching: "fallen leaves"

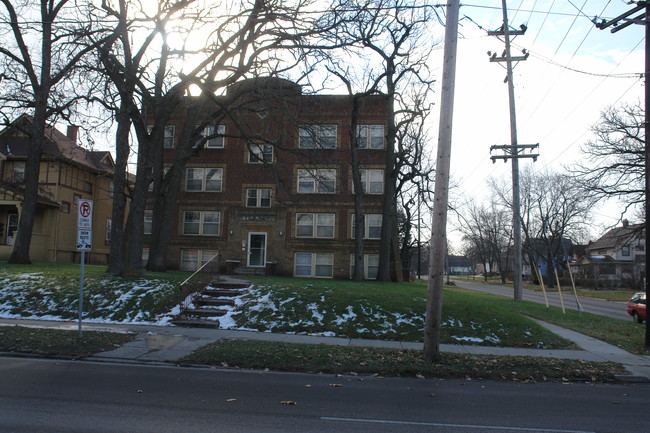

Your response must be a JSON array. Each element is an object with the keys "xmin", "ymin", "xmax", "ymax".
[{"xmin": 280, "ymin": 400, "xmax": 297, "ymax": 405}]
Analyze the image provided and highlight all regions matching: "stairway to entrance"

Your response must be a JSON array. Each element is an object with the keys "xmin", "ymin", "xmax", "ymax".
[{"xmin": 172, "ymin": 280, "xmax": 249, "ymax": 328}]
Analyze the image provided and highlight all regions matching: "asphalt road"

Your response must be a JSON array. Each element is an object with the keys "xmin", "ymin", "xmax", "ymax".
[
  {"xmin": 1, "ymin": 357, "xmax": 648, "ymax": 433},
  {"xmin": 451, "ymin": 278, "xmax": 632, "ymax": 322}
]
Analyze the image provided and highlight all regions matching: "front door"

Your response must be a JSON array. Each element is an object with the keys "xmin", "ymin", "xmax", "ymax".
[{"xmin": 248, "ymin": 232, "xmax": 266, "ymax": 267}]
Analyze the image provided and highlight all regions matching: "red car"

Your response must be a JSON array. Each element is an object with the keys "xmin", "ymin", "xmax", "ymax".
[{"xmin": 627, "ymin": 292, "xmax": 646, "ymax": 323}]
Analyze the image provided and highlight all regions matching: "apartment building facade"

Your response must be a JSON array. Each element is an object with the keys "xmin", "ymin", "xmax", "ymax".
[{"xmin": 147, "ymin": 77, "xmax": 390, "ymax": 279}]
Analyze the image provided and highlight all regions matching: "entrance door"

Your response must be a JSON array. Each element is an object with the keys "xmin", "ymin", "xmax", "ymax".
[{"xmin": 248, "ymin": 232, "xmax": 266, "ymax": 267}]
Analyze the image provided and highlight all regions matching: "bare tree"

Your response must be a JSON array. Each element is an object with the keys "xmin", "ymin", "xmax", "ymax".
[
  {"xmin": 491, "ymin": 168, "xmax": 597, "ymax": 286},
  {"xmin": 573, "ymin": 102, "xmax": 645, "ymax": 219},
  {"xmin": 0, "ymin": 0, "xmax": 105, "ymax": 264},
  {"xmin": 324, "ymin": 0, "xmax": 435, "ymax": 281}
]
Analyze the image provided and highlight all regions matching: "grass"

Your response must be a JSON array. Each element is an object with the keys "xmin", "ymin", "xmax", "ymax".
[
  {"xmin": 0, "ymin": 325, "xmax": 134, "ymax": 358},
  {"xmin": 0, "ymin": 262, "xmax": 185, "ymax": 322},
  {"xmin": 448, "ymin": 287, "xmax": 650, "ymax": 355},
  {"xmin": 237, "ymin": 276, "xmax": 571, "ymax": 349},
  {"xmin": 182, "ymin": 339, "xmax": 625, "ymax": 383}
]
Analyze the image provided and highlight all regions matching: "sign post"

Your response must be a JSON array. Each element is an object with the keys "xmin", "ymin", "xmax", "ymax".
[{"xmin": 77, "ymin": 199, "xmax": 93, "ymax": 338}]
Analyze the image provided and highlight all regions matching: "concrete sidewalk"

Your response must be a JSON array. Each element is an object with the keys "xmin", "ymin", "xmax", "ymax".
[{"xmin": 1, "ymin": 317, "xmax": 649, "ymax": 381}]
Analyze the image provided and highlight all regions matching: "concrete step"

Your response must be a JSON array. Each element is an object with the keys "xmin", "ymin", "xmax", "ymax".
[
  {"xmin": 195, "ymin": 297, "xmax": 236, "ymax": 307},
  {"xmin": 234, "ymin": 267, "xmax": 265, "ymax": 276},
  {"xmin": 203, "ymin": 288, "xmax": 247, "ymax": 297},
  {"xmin": 182, "ymin": 307, "xmax": 228, "ymax": 317},
  {"xmin": 171, "ymin": 318, "xmax": 221, "ymax": 329},
  {"xmin": 209, "ymin": 281, "xmax": 250, "ymax": 290}
]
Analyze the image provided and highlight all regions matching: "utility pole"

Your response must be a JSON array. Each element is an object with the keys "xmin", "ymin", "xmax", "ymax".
[
  {"xmin": 488, "ymin": 0, "xmax": 538, "ymax": 302},
  {"xmin": 424, "ymin": 0, "xmax": 459, "ymax": 361},
  {"xmin": 594, "ymin": 1, "xmax": 650, "ymax": 348}
]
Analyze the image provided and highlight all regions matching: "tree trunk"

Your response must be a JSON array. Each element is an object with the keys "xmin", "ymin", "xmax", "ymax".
[
  {"xmin": 9, "ymin": 106, "xmax": 47, "ymax": 265},
  {"xmin": 107, "ymin": 103, "xmax": 131, "ymax": 275},
  {"xmin": 378, "ymin": 88, "xmax": 397, "ymax": 281}
]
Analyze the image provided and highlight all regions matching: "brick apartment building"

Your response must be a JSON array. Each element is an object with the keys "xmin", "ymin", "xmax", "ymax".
[{"xmin": 146, "ymin": 77, "xmax": 390, "ymax": 279}]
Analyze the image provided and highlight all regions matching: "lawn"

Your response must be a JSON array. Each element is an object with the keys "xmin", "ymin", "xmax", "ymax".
[
  {"xmin": 233, "ymin": 276, "xmax": 571, "ymax": 349},
  {"xmin": 182, "ymin": 339, "xmax": 625, "ymax": 382},
  {"xmin": 0, "ymin": 262, "xmax": 184, "ymax": 323}
]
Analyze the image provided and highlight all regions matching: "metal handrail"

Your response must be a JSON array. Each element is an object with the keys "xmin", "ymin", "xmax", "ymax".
[{"xmin": 179, "ymin": 252, "xmax": 220, "ymax": 312}]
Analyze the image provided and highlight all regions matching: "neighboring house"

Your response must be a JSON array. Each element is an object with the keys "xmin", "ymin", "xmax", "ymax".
[
  {"xmin": 447, "ymin": 255, "xmax": 473, "ymax": 275},
  {"xmin": 0, "ymin": 115, "xmax": 116, "ymax": 264},
  {"xmin": 145, "ymin": 77, "xmax": 391, "ymax": 279},
  {"xmin": 574, "ymin": 220, "xmax": 645, "ymax": 286}
]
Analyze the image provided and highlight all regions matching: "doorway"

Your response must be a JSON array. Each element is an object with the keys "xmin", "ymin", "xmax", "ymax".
[{"xmin": 247, "ymin": 232, "xmax": 267, "ymax": 267}]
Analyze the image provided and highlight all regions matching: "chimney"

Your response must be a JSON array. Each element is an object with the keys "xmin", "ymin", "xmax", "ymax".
[
  {"xmin": 622, "ymin": 219, "xmax": 629, "ymax": 228},
  {"xmin": 67, "ymin": 125, "xmax": 78, "ymax": 144}
]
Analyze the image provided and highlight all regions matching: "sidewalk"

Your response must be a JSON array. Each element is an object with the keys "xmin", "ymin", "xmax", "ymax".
[{"xmin": 1, "ymin": 317, "xmax": 649, "ymax": 381}]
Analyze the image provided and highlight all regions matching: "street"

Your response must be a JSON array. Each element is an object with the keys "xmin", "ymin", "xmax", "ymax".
[
  {"xmin": 451, "ymin": 278, "xmax": 631, "ymax": 322},
  {"xmin": 1, "ymin": 357, "xmax": 647, "ymax": 433}
]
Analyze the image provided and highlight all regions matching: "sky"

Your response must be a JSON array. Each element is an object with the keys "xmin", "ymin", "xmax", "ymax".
[{"xmin": 429, "ymin": 1, "xmax": 646, "ymax": 248}]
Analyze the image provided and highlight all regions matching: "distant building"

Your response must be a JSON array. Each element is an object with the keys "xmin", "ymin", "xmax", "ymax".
[
  {"xmin": 146, "ymin": 77, "xmax": 392, "ymax": 279},
  {"xmin": 447, "ymin": 255, "xmax": 473, "ymax": 275},
  {"xmin": 0, "ymin": 115, "xmax": 116, "ymax": 264},
  {"xmin": 574, "ymin": 220, "xmax": 645, "ymax": 286}
]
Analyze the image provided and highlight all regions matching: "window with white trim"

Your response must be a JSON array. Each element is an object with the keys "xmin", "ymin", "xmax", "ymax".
[
  {"xmin": 185, "ymin": 167, "xmax": 223, "ymax": 192},
  {"xmin": 105, "ymin": 218, "xmax": 112, "ymax": 244},
  {"xmin": 350, "ymin": 254, "xmax": 379, "ymax": 279},
  {"xmin": 11, "ymin": 162, "xmax": 24, "ymax": 182},
  {"xmin": 356, "ymin": 125, "xmax": 385, "ymax": 149},
  {"xmin": 147, "ymin": 124, "xmax": 175, "ymax": 148},
  {"xmin": 182, "ymin": 211, "xmax": 221, "ymax": 236},
  {"xmin": 246, "ymin": 188, "xmax": 272, "ymax": 207},
  {"xmin": 248, "ymin": 143, "xmax": 274, "ymax": 163},
  {"xmin": 296, "ymin": 213, "xmax": 335, "ymax": 238},
  {"xmin": 144, "ymin": 209, "xmax": 153, "ymax": 235},
  {"xmin": 351, "ymin": 214, "xmax": 382, "ymax": 239},
  {"xmin": 297, "ymin": 168, "xmax": 336, "ymax": 194},
  {"xmin": 299, "ymin": 125, "xmax": 337, "ymax": 149},
  {"xmin": 357, "ymin": 169, "xmax": 384, "ymax": 195},
  {"xmin": 180, "ymin": 249, "xmax": 219, "ymax": 271},
  {"xmin": 197, "ymin": 124, "xmax": 225, "ymax": 148},
  {"xmin": 294, "ymin": 252, "xmax": 334, "ymax": 278}
]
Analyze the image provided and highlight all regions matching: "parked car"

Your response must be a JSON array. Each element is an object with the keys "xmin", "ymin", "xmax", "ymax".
[{"xmin": 627, "ymin": 292, "xmax": 646, "ymax": 323}]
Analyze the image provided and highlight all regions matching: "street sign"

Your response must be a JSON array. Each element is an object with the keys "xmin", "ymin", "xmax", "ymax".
[
  {"xmin": 77, "ymin": 199, "xmax": 93, "ymax": 230},
  {"xmin": 77, "ymin": 229, "xmax": 92, "ymax": 251}
]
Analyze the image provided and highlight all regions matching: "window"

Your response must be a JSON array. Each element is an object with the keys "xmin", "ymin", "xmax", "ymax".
[
  {"xmin": 143, "ymin": 209, "xmax": 153, "ymax": 235},
  {"xmin": 246, "ymin": 188, "xmax": 272, "ymax": 207},
  {"xmin": 359, "ymin": 169, "xmax": 384, "ymax": 194},
  {"xmin": 11, "ymin": 162, "xmax": 25, "ymax": 182},
  {"xmin": 6, "ymin": 213, "xmax": 18, "ymax": 245},
  {"xmin": 183, "ymin": 211, "xmax": 220, "ymax": 236},
  {"xmin": 180, "ymin": 249, "xmax": 219, "ymax": 271},
  {"xmin": 149, "ymin": 167, "xmax": 170, "ymax": 192},
  {"xmin": 351, "ymin": 214, "xmax": 382, "ymax": 239},
  {"xmin": 61, "ymin": 201, "xmax": 70, "ymax": 213},
  {"xmin": 73, "ymin": 194, "xmax": 81, "ymax": 204},
  {"xmin": 105, "ymin": 218, "xmax": 112, "ymax": 244},
  {"xmin": 197, "ymin": 124, "xmax": 225, "ymax": 148},
  {"xmin": 82, "ymin": 181, "xmax": 93, "ymax": 194},
  {"xmin": 622, "ymin": 245, "xmax": 631, "ymax": 257},
  {"xmin": 148, "ymin": 124, "xmax": 175, "ymax": 148},
  {"xmin": 185, "ymin": 168, "xmax": 223, "ymax": 192},
  {"xmin": 248, "ymin": 143, "xmax": 274, "ymax": 163},
  {"xmin": 357, "ymin": 125, "xmax": 385, "ymax": 149},
  {"xmin": 299, "ymin": 125, "xmax": 337, "ymax": 149},
  {"xmin": 297, "ymin": 169, "xmax": 336, "ymax": 194},
  {"xmin": 164, "ymin": 125, "xmax": 175, "ymax": 148},
  {"xmin": 296, "ymin": 213, "xmax": 335, "ymax": 238},
  {"xmin": 108, "ymin": 180, "xmax": 114, "ymax": 198},
  {"xmin": 294, "ymin": 252, "xmax": 334, "ymax": 278},
  {"xmin": 350, "ymin": 254, "xmax": 379, "ymax": 279}
]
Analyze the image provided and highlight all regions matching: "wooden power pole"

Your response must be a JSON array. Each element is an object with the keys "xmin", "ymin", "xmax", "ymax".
[
  {"xmin": 424, "ymin": 0, "xmax": 459, "ymax": 361},
  {"xmin": 488, "ymin": 0, "xmax": 538, "ymax": 302}
]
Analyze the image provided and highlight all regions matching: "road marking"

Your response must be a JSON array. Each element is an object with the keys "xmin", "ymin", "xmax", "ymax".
[{"xmin": 320, "ymin": 416, "xmax": 596, "ymax": 433}]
